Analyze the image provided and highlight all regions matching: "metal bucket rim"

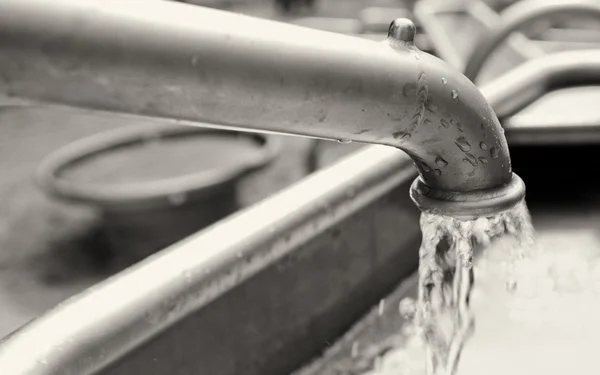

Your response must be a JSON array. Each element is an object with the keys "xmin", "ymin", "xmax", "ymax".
[{"xmin": 36, "ymin": 123, "xmax": 280, "ymax": 209}]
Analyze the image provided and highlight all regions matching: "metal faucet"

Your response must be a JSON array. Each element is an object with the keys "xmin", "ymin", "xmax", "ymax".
[{"xmin": 0, "ymin": 0, "xmax": 524, "ymax": 218}]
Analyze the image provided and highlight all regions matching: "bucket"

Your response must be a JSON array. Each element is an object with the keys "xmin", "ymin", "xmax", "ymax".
[{"xmin": 37, "ymin": 123, "xmax": 279, "ymax": 271}]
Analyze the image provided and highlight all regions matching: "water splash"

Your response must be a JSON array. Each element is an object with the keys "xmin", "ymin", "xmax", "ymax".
[
  {"xmin": 379, "ymin": 299, "xmax": 386, "ymax": 316},
  {"xmin": 412, "ymin": 201, "xmax": 534, "ymax": 375}
]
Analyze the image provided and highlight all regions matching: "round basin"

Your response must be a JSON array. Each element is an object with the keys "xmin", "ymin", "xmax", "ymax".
[{"xmin": 37, "ymin": 123, "xmax": 279, "ymax": 270}]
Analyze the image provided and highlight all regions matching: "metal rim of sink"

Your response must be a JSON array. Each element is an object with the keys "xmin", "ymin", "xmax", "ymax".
[{"xmin": 36, "ymin": 124, "xmax": 280, "ymax": 210}]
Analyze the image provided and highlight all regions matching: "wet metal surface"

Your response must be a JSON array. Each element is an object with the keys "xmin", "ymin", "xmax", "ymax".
[{"xmin": 0, "ymin": 0, "xmax": 513, "ymax": 195}]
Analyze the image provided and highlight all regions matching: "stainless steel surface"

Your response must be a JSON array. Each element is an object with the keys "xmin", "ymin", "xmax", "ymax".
[
  {"xmin": 502, "ymin": 86, "xmax": 600, "ymax": 145},
  {"xmin": 537, "ymin": 27, "xmax": 600, "ymax": 44},
  {"xmin": 415, "ymin": 0, "xmax": 600, "ymax": 146},
  {"xmin": 413, "ymin": 0, "xmax": 543, "ymax": 71},
  {"xmin": 533, "ymin": 38, "xmax": 600, "ymax": 53},
  {"xmin": 410, "ymin": 173, "xmax": 525, "ymax": 219},
  {"xmin": 412, "ymin": 2, "xmax": 465, "ymax": 69},
  {"xmin": 34, "ymin": 124, "xmax": 282, "ymax": 270},
  {"xmin": 0, "ymin": 145, "xmax": 420, "ymax": 375},
  {"xmin": 289, "ymin": 17, "xmax": 362, "ymax": 33},
  {"xmin": 35, "ymin": 124, "xmax": 279, "ymax": 208},
  {"xmin": 410, "ymin": 48, "xmax": 600, "ymax": 215},
  {"xmin": 464, "ymin": 0, "xmax": 600, "ymax": 82},
  {"xmin": 467, "ymin": 0, "xmax": 544, "ymax": 63},
  {"xmin": 387, "ymin": 18, "xmax": 417, "ymax": 43},
  {"xmin": 0, "ymin": 106, "xmax": 315, "ymax": 340},
  {"xmin": 0, "ymin": 0, "xmax": 517, "ymax": 209},
  {"xmin": 481, "ymin": 50, "xmax": 600, "ymax": 121},
  {"xmin": 294, "ymin": 143, "xmax": 600, "ymax": 375}
]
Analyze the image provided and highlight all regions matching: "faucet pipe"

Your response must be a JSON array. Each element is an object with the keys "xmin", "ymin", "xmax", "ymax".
[
  {"xmin": 0, "ymin": 0, "xmax": 521, "ymax": 218},
  {"xmin": 412, "ymin": 49, "xmax": 600, "ymax": 216}
]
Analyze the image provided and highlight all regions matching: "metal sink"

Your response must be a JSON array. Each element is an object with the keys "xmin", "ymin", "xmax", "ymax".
[
  {"xmin": 0, "ymin": 143, "xmax": 421, "ymax": 375},
  {"xmin": 0, "ymin": 138, "xmax": 597, "ymax": 375},
  {"xmin": 294, "ymin": 143, "xmax": 600, "ymax": 375},
  {"xmin": 1, "ymin": 2, "xmax": 599, "ymax": 374}
]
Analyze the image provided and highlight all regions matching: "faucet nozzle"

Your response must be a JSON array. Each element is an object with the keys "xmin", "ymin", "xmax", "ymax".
[{"xmin": 410, "ymin": 173, "xmax": 525, "ymax": 220}]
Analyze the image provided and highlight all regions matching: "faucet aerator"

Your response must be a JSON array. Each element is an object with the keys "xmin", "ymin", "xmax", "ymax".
[{"xmin": 410, "ymin": 173, "xmax": 526, "ymax": 220}]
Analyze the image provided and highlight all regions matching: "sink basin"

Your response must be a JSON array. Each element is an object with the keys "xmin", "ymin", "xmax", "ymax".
[
  {"xmin": 294, "ymin": 144, "xmax": 600, "ymax": 375},
  {"xmin": 1, "ymin": 137, "xmax": 597, "ymax": 375}
]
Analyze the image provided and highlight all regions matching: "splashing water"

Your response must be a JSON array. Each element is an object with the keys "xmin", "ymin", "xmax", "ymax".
[{"xmin": 411, "ymin": 201, "xmax": 534, "ymax": 375}]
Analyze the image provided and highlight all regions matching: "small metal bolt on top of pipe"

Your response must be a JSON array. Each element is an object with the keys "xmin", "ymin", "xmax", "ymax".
[
  {"xmin": 0, "ymin": 1, "xmax": 524, "ymax": 219},
  {"xmin": 388, "ymin": 18, "xmax": 416, "ymax": 45}
]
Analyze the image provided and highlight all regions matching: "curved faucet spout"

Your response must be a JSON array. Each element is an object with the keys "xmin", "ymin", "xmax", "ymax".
[{"xmin": 0, "ymin": 0, "xmax": 523, "ymax": 217}]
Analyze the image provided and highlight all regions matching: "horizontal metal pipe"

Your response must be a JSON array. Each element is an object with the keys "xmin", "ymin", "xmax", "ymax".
[
  {"xmin": 481, "ymin": 50, "xmax": 600, "ymax": 119},
  {"xmin": 464, "ymin": 0, "xmax": 600, "ymax": 82},
  {"xmin": 0, "ymin": 145, "xmax": 415, "ymax": 375},
  {"xmin": 0, "ymin": 0, "xmax": 511, "ymax": 193},
  {"xmin": 533, "ymin": 39, "xmax": 600, "ymax": 53},
  {"xmin": 538, "ymin": 27, "xmax": 600, "ymax": 44}
]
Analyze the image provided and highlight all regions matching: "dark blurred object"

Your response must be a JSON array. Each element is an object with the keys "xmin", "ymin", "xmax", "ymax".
[
  {"xmin": 509, "ymin": 144, "xmax": 600, "ymax": 205},
  {"xmin": 37, "ymin": 125, "xmax": 279, "ymax": 271},
  {"xmin": 276, "ymin": 0, "xmax": 316, "ymax": 14}
]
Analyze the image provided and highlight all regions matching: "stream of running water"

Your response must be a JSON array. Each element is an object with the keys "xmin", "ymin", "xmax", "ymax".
[{"xmin": 412, "ymin": 200, "xmax": 535, "ymax": 375}]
